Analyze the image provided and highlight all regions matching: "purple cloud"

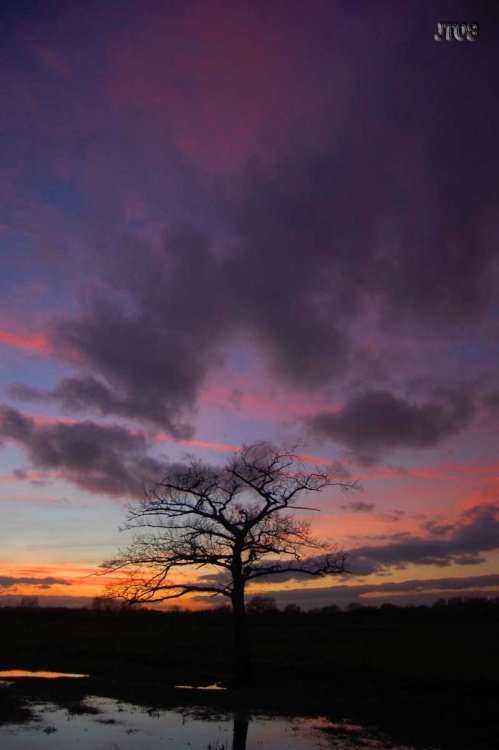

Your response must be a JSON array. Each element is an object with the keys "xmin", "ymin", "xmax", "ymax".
[
  {"xmin": 48, "ymin": 226, "xmax": 232, "ymax": 435},
  {"xmin": 202, "ymin": 503, "xmax": 498, "ymax": 585},
  {"xmin": 0, "ymin": 576, "xmax": 71, "ymax": 590},
  {"xmin": 348, "ymin": 504, "xmax": 499, "ymax": 575},
  {"xmin": 3, "ymin": 1, "xmax": 499, "ymax": 459},
  {"xmin": 0, "ymin": 404, "xmax": 163, "ymax": 497},
  {"xmin": 342, "ymin": 501, "xmax": 376, "ymax": 513},
  {"xmin": 306, "ymin": 391, "xmax": 475, "ymax": 461}
]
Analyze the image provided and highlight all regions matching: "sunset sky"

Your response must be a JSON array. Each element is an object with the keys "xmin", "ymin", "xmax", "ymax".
[{"xmin": 1, "ymin": 0, "xmax": 498, "ymax": 609}]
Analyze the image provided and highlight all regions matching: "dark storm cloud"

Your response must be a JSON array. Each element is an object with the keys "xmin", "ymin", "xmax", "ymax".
[
  {"xmin": 7, "ymin": 3, "xmax": 498, "ymax": 450},
  {"xmin": 219, "ymin": 6, "xmax": 499, "ymax": 389},
  {"xmin": 305, "ymin": 391, "xmax": 475, "ymax": 460},
  {"xmin": 0, "ymin": 575, "xmax": 71, "ymax": 589},
  {"xmin": 0, "ymin": 404, "xmax": 164, "ymax": 496},
  {"xmin": 224, "ymin": 155, "xmax": 355, "ymax": 387},
  {"xmin": 50, "ymin": 225, "xmax": 231, "ymax": 435},
  {"xmin": 0, "ymin": 405, "xmax": 34, "ymax": 442},
  {"xmin": 9, "ymin": 376, "xmax": 166, "ymax": 424},
  {"xmin": 482, "ymin": 390, "xmax": 499, "ymax": 413}
]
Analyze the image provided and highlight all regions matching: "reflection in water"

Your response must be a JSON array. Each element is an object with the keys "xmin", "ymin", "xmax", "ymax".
[
  {"xmin": 0, "ymin": 693, "xmax": 430, "ymax": 749},
  {"xmin": 0, "ymin": 670, "xmax": 88, "ymax": 679},
  {"xmin": 175, "ymin": 682, "xmax": 227, "ymax": 691},
  {"xmin": 233, "ymin": 713, "xmax": 249, "ymax": 750}
]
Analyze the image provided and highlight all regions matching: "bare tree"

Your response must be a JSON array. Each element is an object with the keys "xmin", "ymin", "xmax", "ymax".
[{"xmin": 101, "ymin": 442, "xmax": 358, "ymax": 683}]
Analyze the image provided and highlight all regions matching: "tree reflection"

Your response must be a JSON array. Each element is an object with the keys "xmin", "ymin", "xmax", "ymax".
[
  {"xmin": 208, "ymin": 714, "xmax": 248, "ymax": 750},
  {"xmin": 232, "ymin": 713, "xmax": 249, "ymax": 749}
]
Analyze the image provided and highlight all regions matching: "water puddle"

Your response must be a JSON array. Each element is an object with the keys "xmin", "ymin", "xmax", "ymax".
[
  {"xmin": 0, "ymin": 671, "xmax": 89, "ymax": 679},
  {"xmin": 0, "ymin": 693, "xmax": 433, "ymax": 749}
]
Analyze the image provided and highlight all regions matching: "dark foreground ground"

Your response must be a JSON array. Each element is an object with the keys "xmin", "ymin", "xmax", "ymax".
[{"xmin": 0, "ymin": 600, "xmax": 498, "ymax": 749}]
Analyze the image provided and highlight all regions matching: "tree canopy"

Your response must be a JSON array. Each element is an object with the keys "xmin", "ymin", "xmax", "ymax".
[{"xmin": 102, "ymin": 442, "xmax": 358, "ymax": 681}]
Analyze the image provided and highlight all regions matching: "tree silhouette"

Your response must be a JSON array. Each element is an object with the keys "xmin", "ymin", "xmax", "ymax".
[
  {"xmin": 246, "ymin": 595, "xmax": 278, "ymax": 614},
  {"xmin": 102, "ymin": 442, "xmax": 358, "ymax": 683}
]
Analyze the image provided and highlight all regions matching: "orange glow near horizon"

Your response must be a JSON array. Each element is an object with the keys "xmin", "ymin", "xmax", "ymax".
[
  {"xmin": 3, "ymin": 550, "xmax": 499, "ymax": 608},
  {"xmin": 2, "ymin": 410, "xmax": 497, "ymax": 609},
  {"xmin": 0, "ymin": 670, "xmax": 88, "ymax": 678}
]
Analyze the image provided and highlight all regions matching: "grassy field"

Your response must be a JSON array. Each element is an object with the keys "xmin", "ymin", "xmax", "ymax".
[{"xmin": 0, "ymin": 604, "xmax": 498, "ymax": 748}]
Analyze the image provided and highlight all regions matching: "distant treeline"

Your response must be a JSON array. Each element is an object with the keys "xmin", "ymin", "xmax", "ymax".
[{"xmin": 2, "ymin": 594, "xmax": 499, "ymax": 624}]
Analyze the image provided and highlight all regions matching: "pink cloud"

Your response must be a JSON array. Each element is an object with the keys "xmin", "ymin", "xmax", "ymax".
[
  {"xmin": 154, "ymin": 432, "xmax": 239, "ymax": 454},
  {"xmin": 407, "ymin": 461, "xmax": 499, "ymax": 481},
  {"xmin": 0, "ymin": 471, "xmax": 59, "ymax": 484},
  {"xmin": 200, "ymin": 379, "xmax": 338, "ymax": 421},
  {"xmin": 0, "ymin": 329, "xmax": 51, "ymax": 354},
  {"xmin": 348, "ymin": 460, "xmax": 499, "ymax": 484},
  {"xmin": 6, "ymin": 408, "xmax": 347, "ymax": 473},
  {"xmin": 317, "ymin": 513, "xmax": 414, "ymax": 543},
  {"xmin": 154, "ymin": 431, "xmax": 343, "ymax": 468},
  {"xmin": 458, "ymin": 479, "xmax": 499, "ymax": 512}
]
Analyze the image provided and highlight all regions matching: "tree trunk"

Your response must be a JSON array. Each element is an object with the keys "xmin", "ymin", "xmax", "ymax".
[{"xmin": 231, "ymin": 580, "xmax": 253, "ymax": 685}]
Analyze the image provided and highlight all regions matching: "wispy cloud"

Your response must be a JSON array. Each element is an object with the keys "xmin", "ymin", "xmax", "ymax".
[
  {"xmin": 0, "ymin": 404, "xmax": 162, "ymax": 497},
  {"xmin": 0, "ymin": 575, "xmax": 71, "ymax": 590},
  {"xmin": 0, "ymin": 330, "xmax": 51, "ymax": 354}
]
